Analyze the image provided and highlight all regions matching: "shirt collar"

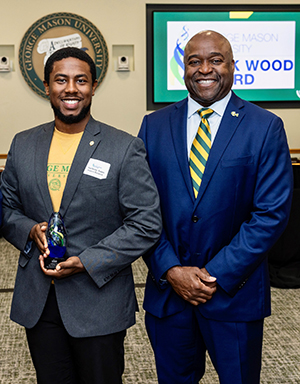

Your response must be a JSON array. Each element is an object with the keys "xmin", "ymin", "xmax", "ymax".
[{"xmin": 187, "ymin": 91, "xmax": 232, "ymax": 119}]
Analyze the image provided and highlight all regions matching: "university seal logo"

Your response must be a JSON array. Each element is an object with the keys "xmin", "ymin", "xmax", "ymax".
[{"xmin": 19, "ymin": 12, "xmax": 109, "ymax": 99}]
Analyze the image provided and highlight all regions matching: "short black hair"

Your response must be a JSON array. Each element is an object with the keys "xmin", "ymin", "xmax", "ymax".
[{"xmin": 44, "ymin": 47, "xmax": 97, "ymax": 84}]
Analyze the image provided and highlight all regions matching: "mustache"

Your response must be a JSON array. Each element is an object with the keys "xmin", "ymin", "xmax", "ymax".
[
  {"xmin": 192, "ymin": 73, "xmax": 218, "ymax": 82},
  {"xmin": 50, "ymin": 102, "xmax": 91, "ymax": 125}
]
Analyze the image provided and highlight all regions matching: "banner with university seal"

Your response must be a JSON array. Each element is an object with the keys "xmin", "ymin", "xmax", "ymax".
[{"xmin": 19, "ymin": 12, "xmax": 109, "ymax": 99}]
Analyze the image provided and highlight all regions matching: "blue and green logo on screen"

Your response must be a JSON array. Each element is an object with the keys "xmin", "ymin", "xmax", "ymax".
[{"xmin": 154, "ymin": 10, "xmax": 300, "ymax": 103}]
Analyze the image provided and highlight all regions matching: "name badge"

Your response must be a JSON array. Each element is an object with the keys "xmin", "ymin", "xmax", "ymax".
[{"xmin": 83, "ymin": 158, "xmax": 111, "ymax": 180}]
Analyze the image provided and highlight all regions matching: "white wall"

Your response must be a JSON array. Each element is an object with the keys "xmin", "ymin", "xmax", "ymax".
[{"xmin": 1, "ymin": 0, "xmax": 300, "ymax": 154}]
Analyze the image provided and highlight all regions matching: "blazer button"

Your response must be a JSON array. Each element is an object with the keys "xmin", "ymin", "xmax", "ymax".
[{"xmin": 192, "ymin": 215, "xmax": 199, "ymax": 223}]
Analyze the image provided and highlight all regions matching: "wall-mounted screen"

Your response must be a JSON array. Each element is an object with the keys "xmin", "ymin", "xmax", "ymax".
[{"xmin": 146, "ymin": 4, "xmax": 300, "ymax": 110}]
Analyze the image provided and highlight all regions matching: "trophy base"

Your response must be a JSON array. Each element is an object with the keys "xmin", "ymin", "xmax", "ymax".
[{"xmin": 44, "ymin": 257, "xmax": 66, "ymax": 270}]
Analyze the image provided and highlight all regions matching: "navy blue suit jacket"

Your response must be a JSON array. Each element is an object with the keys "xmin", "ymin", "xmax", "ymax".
[{"xmin": 139, "ymin": 93, "xmax": 293, "ymax": 322}]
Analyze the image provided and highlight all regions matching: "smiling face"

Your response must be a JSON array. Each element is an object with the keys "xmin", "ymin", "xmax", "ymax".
[
  {"xmin": 43, "ymin": 57, "xmax": 98, "ymax": 132},
  {"xmin": 184, "ymin": 31, "xmax": 235, "ymax": 107}
]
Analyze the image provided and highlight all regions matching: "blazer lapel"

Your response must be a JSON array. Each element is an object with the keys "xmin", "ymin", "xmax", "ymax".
[
  {"xmin": 35, "ymin": 122, "xmax": 55, "ymax": 216},
  {"xmin": 170, "ymin": 99, "xmax": 195, "ymax": 202},
  {"xmin": 195, "ymin": 93, "xmax": 246, "ymax": 204},
  {"xmin": 59, "ymin": 117, "xmax": 102, "ymax": 217}
]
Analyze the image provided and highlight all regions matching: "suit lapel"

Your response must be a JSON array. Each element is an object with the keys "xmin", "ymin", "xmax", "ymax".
[
  {"xmin": 35, "ymin": 122, "xmax": 55, "ymax": 216},
  {"xmin": 59, "ymin": 117, "xmax": 102, "ymax": 216},
  {"xmin": 195, "ymin": 93, "xmax": 246, "ymax": 205},
  {"xmin": 170, "ymin": 99, "xmax": 195, "ymax": 202}
]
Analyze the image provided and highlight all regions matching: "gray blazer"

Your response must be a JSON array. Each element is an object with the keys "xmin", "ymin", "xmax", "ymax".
[{"xmin": 1, "ymin": 116, "xmax": 162, "ymax": 337}]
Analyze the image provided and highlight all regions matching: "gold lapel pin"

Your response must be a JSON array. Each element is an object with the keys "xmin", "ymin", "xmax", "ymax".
[
  {"xmin": 89, "ymin": 141, "xmax": 95, "ymax": 146},
  {"xmin": 231, "ymin": 111, "xmax": 239, "ymax": 117}
]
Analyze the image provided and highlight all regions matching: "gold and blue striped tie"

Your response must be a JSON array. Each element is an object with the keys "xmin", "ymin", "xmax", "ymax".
[{"xmin": 189, "ymin": 108, "xmax": 214, "ymax": 198}]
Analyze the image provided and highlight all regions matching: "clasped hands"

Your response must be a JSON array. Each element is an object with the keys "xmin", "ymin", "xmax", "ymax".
[
  {"xmin": 166, "ymin": 266, "xmax": 217, "ymax": 306},
  {"xmin": 29, "ymin": 222, "xmax": 85, "ymax": 278}
]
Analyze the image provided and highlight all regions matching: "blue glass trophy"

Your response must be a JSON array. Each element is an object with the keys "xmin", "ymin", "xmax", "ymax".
[{"xmin": 44, "ymin": 212, "xmax": 67, "ymax": 270}]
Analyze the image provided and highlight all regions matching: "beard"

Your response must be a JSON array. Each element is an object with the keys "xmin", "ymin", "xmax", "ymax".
[{"xmin": 51, "ymin": 102, "xmax": 91, "ymax": 124}]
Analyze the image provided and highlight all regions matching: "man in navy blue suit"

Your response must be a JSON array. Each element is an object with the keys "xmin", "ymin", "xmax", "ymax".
[{"xmin": 139, "ymin": 30, "xmax": 293, "ymax": 384}]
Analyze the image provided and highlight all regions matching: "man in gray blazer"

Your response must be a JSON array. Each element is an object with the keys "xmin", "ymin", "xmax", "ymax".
[{"xmin": 0, "ymin": 47, "xmax": 161, "ymax": 384}]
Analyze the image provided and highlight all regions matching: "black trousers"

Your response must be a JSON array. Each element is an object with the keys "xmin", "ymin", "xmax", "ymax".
[{"xmin": 26, "ymin": 285, "xmax": 126, "ymax": 384}]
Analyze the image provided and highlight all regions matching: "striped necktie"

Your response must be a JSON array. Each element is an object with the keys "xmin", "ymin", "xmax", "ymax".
[{"xmin": 189, "ymin": 108, "xmax": 214, "ymax": 198}]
